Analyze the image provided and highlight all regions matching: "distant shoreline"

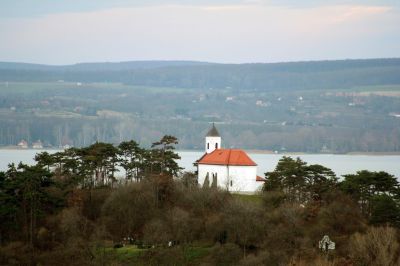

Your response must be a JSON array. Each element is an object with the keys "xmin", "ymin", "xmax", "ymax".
[
  {"xmin": 0, "ymin": 146, "xmax": 61, "ymax": 151},
  {"xmin": 245, "ymin": 150, "xmax": 400, "ymax": 156},
  {"xmin": 344, "ymin": 151, "xmax": 400, "ymax": 156},
  {"xmin": 1, "ymin": 146, "xmax": 400, "ymax": 156}
]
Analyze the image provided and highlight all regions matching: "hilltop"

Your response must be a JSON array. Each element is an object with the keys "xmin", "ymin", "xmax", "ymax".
[{"xmin": 1, "ymin": 58, "xmax": 400, "ymax": 91}]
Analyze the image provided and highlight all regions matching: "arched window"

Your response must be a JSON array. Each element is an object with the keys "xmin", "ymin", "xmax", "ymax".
[{"xmin": 215, "ymin": 143, "xmax": 218, "ymax": 149}]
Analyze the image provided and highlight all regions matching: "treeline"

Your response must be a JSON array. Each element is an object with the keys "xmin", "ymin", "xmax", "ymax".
[
  {"xmin": 1, "ymin": 138, "xmax": 400, "ymax": 265},
  {"xmin": 34, "ymin": 135, "xmax": 182, "ymax": 187},
  {"xmin": 1, "ymin": 115, "xmax": 399, "ymax": 152},
  {"xmin": 264, "ymin": 156, "xmax": 400, "ymax": 226},
  {"xmin": 1, "ymin": 59, "xmax": 400, "ymax": 91}
]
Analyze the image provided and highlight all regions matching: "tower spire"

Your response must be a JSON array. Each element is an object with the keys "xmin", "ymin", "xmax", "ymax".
[
  {"xmin": 206, "ymin": 122, "xmax": 220, "ymax": 137},
  {"xmin": 205, "ymin": 123, "xmax": 221, "ymax": 153}
]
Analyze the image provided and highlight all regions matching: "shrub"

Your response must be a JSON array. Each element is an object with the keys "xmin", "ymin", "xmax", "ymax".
[{"xmin": 349, "ymin": 226, "xmax": 400, "ymax": 266}]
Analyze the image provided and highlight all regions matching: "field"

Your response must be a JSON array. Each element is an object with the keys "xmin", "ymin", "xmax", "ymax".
[
  {"xmin": 233, "ymin": 193, "xmax": 263, "ymax": 204},
  {"xmin": 100, "ymin": 244, "xmax": 212, "ymax": 265}
]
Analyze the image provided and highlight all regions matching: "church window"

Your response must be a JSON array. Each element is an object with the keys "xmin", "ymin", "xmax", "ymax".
[
  {"xmin": 207, "ymin": 143, "xmax": 209, "ymax": 149},
  {"xmin": 215, "ymin": 143, "xmax": 218, "ymax": 149}
]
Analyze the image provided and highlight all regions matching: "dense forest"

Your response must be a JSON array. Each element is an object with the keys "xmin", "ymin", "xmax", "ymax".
[
  {"xmin": 1, "ymin": 59, "xmax": 400, "ymax": 91},
  {"xmin": 1, "ymin": 137, "xmax": 399, "ymax": 265},
  {"xmin": 0, "ymin": 59, "xmax": 399, "ymax": 152}
]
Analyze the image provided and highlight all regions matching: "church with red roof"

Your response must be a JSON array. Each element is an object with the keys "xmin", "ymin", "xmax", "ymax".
[{"xmin": 196, "ymin": 124, "xmax": 265, "ymax": 193}]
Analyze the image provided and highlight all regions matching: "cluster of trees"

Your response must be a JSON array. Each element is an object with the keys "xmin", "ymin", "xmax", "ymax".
[
  {"xmin": 264, "ymin": 156, "xmax": 400, "ymax": 227},
  {"xmin": 1, "ymin": 139, "xmax": 400, "ymax": 265},
  {"xmin": 34, "ymin": 135, "xmax": 181, "ymax": 188},
  {"xmin": 0, "ymin": 135, "xmax": 181, "ymax": 243}
]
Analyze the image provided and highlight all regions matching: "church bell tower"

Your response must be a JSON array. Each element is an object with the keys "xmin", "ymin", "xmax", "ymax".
[{"xmin": 205, "ymin": 123, "xmax": 221, "ymax": 154}]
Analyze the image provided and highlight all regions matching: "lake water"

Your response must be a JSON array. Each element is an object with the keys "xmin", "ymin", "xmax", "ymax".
[{"xmin": 0, "ymin": 149, "xmax": 399, "ymax": 178}]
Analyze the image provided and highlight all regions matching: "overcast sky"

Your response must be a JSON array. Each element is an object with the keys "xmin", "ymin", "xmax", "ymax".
[{"xmin": 0, "ymin": 0, "xmax": 399, "ymax": 64}]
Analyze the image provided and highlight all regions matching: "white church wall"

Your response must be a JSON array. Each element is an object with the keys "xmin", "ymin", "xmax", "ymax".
[
  {"xmin": 198, "ymin": 164, "xmax": 263, "ymax": 193},
  {"xmin": 228, "ymin": 165, "xmax": 263, "ymax": 193},
  {"xmin": 198, "ymin": 164, "xmax": 228, "ymax": 189}
]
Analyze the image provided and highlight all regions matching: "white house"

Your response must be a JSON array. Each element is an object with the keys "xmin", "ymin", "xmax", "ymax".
[
  {"xmin": 17, "ymin": 140, "xmax": 28, "ymax": 149},
  {"xmin": 196, "ymin": 124, "xmax": 265, "ymax": 194},
  {"xmin": 32, "ymin": 140, "xmax": 43, "ymax": 149}
]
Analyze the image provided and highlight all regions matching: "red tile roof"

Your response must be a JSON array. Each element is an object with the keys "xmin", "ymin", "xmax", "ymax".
[
  {"xmin": 256, "ymin": 175, "xmax": 266, "ymax": 182},
  {"xmin": 197, "ymin": 149, "xmax": 257, "ymax": 166}
]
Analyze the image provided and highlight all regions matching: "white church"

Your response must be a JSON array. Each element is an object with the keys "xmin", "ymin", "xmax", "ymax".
[{"xmin": 196, "ymin": 124, "xmax": 265, "ymax": 194}]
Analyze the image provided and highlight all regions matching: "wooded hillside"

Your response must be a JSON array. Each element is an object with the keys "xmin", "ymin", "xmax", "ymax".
[
  {"xmin": 1, "ymin": 59, "xmax": 399, "ymax": 91},
  {"xmin": 1, "ymin": 139, "xmax": 399, "ymax": 265}
]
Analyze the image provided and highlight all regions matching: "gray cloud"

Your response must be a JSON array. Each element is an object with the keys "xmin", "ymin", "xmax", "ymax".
[{"xmin": 0, "ymin": 1, "xmax": 399, "ymax": 64}]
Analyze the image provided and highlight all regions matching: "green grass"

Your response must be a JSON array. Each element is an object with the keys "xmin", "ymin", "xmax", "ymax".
[
  {"xmin": 233, "ymin": 193, "xmax": 263, "ymax": 204},
  {"xmin": 350, "ymin": 84, "xmax": 400, "ymax": 92},
  {"xmin": 103, "ymin": 245, "xmax": 144, "ymax": 262},
  {"xmin": 101, "ymin": 244, "xmax": 212, "ymax": 264},
  {"xmin": 0, "ymin": 81, "xmax": 193, "ymax": 95},
  {"xmin": 184, "ymin": 246, "xmax": 212, "ymax": 262},
  {"xmin": 292, "ymin": 84, "xmax": 400, "ymax": 94},
  {"xmin": 0, "ymin": 81, "xmax": 82, "ymax": 94}
]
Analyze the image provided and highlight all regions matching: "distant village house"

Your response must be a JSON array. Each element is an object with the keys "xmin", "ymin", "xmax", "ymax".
[
  {"xmin": 32, "ymin": 140, "xmax": 43, "ymax": 149},
  {"xmin": 17, "ymin": 140, "xmax": 28, "ymax": 149}
]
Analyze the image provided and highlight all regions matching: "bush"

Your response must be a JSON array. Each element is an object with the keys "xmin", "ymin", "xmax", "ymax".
[
  {"xmin": 208, "ymin": 243, "xmax": 242, "ymax": 266},
  {"xmin": 349, "ymin": 226, "xmax": 400, "ymax": 266},
  {"xmin": 113, "ymin": 243, "xmax": 123, "ymax": 249},
  {"xmin": 370, "ymin": 194, "xmax": 400, "ymax": 227},
  {"xmin": 139, "ymin": 247, "xmax": 185, "ymax": 266}
]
